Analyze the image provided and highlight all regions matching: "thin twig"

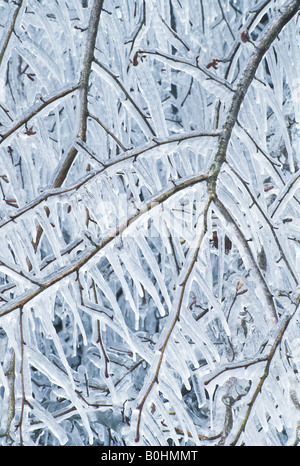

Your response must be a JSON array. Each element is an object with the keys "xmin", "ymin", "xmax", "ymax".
[
  {"xmin": 226, "ymin": 280, "xmax": 248, "ymax": 321},
  {"xmin": 126, "ymin": 0, "xmax": 146, "ymax": 55},
  {"xmin": 88, "ymin": 112, "xmax": 129, "ymax": 152},
  {"xmin": 217, "ymin": 0, "xmax": 235, "ymax": 40},
  {"xmin": 160, "ymin": 15, "xmax": 190, "ymax": 51},
  {"xmin": 204, "ymin": 356, "xmax": 268, "ymax": 386},
  {"xmin": 93, "ymin": 57, "xmax": 156, "ymax": 137},
  {"xmin": 0, "ymin": 83, "xmax": 80, "ymax": 144},
  {"xmin": 136, "ymin": 50, "xmax": 235, "ymax": 92},
  {"xmin": 97, "ymin": 319, "xmax": 110, "ymax": 379}
]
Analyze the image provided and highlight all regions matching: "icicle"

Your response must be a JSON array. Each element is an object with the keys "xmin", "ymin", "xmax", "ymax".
[
  {"xmin": 106, "ymin": 245, "xmax": 140, "ymax": 326},
  {"xmin": 28, "ymin": 398, "xmax": 69, "ymax": 445},
  {"xmin": 118, "ymin": 241, "xmax": 167, "ymax": 317},
  {"xmin": 134, "ymin": 231, "xmax": 172, "ymax": 311},
  {"xmin": 134, "ymin": 60, "xmax": 168, "ymax": 138}
]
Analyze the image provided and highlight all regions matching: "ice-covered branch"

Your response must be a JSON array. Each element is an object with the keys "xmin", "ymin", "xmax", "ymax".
[
  {"xmin": 0, "ymin": 130, "xmax": 220, "ymax": 231},
  {"xmin": 0, "ymin": 0, "xmax": 23, "ymax": 68},
  {"xmin": 0, "ymin": 171, "xmax": 209, "ymax": 318},
  {"xmin": 206, "ymin": 0, "xmax": 300, "ymax": 326},
  {"xmin": 0, "ymin": 83, "xmax": 80, "ymax": 144},
  {"xmin": 209, "ymin": 0, "xmax": 300, "ymax": 187},
  {"xmin": 51, "ymin": 0, "xmax": 104, "ymax": 189},
  {"xmin": 135, "ymin": 197, "xmax": 211, "ymax": 442},
  {"xmin": 134, "ymin": 50, "xmax": 235, "ymax": 93},
  {"xmin": 231, "ymin": 311, "xmax": 295, "ymax": 445}
]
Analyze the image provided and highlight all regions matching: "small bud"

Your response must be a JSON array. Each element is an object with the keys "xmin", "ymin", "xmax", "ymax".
[
  {"xmin": 189, "ymin": 296, "xmax": 197, "ymax": 310},
  {"xmin": 264, "ymin": 184, "xmax": 274, "ymax": 192},
  {"xmin": 132, "ymin": 51, "xmax": 140, "ymax": 66},
  {"xmin": 206, "ymin": 58, "xmax": 219, "ymax": 70},
  {"xmin": 240, "ymin": 29, "xmax": 258, "ymax": 48},
  {"xmin": 24, "ymin": 126, "xmax": 36, "ymax": 136},
  {"xmin": 241, "ymin": 29, "xmax": 250, "ymax": 43}
]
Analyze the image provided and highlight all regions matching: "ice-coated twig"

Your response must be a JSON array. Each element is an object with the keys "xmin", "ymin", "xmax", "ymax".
[
  {"xmin": 51, "ymin": 0, "xmax": 105, "ymax": 189},
  {"xmin": 230, "ymin": 311, "xmax": 294, "ymax": 445},
  {"xmin": 134, "ymin": 49, "xmax": 235, "ymax": 93},
  {"xmin": 0, "ymin": 83, "xmax": 80, "ymax": 144},
  {"xmin": 135, "ymin": 197, "xmax": 212, "ymax": 442}
]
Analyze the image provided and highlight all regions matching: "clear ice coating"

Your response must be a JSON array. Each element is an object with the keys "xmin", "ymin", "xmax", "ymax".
[{"xmin": 0, "ymin": 0, "xmax": 299, "ymax": 447}]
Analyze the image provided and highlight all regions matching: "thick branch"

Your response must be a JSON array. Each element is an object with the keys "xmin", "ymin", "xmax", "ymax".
[{"xmin": 0, "ymin": 1, "xmax": 23, "ymax": 68}]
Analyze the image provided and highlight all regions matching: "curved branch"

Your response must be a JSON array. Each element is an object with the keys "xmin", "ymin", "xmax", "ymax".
[
  {"xmin": 0, "ymin": 172, "xmax": 209, "ymax": 318},
  {"xmin": 0, "ymin": 130, "xmax": 220, "ymax": 231},
  {"xmin": 0, "ymin": 83, "xmax": 80, "ymax": 144}
]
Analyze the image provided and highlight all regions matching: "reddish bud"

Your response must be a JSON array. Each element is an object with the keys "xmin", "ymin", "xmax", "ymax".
[
  {"xmin": 189, "ymin": 296, "xmax": 197, "ymax": 310},
  {"xmin": 132, "ymin": 51, "xmax": 140, "ymax": 66},
  {"xmin": 264, "ymin": 184, "xmax": 274, "ymax": 192},
  {"xmin": 206, "ymin": 58, "xmax": 219, "ymax": 70},
  {"xmin": 241, "ymin": 29, "xmax": 250, "ymax": 43},
  {"xmin": 24, "ymin": 126, "xmax": 36, "ymax": 136}
]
